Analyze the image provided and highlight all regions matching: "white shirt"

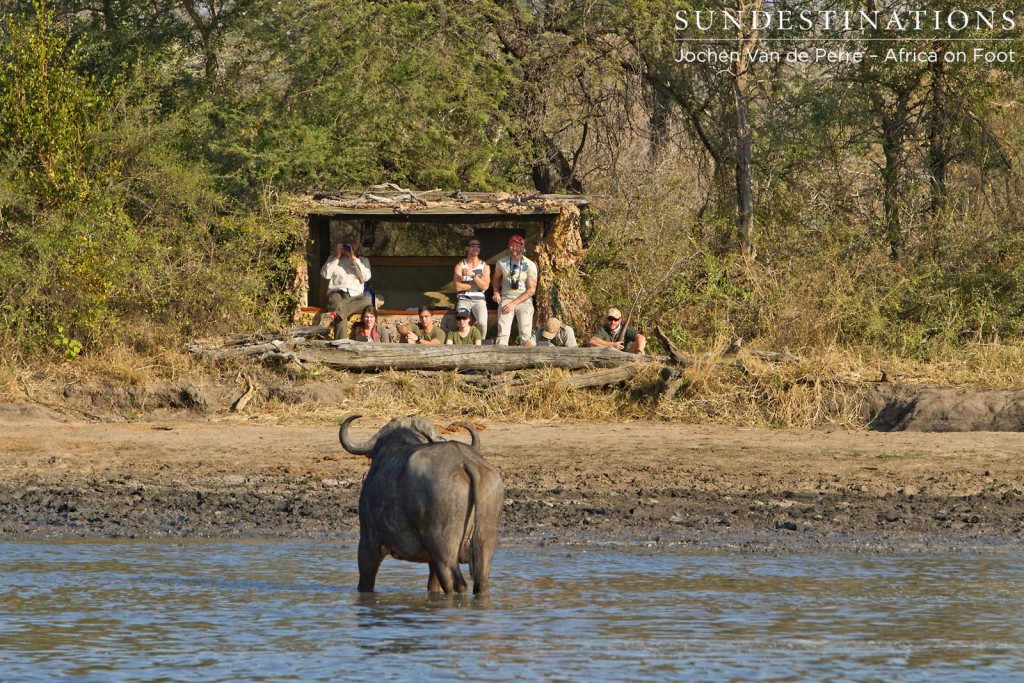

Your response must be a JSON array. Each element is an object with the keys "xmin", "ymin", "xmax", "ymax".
[
  {"xmin": 496, "ymin": 256, "xmax": 537, "ymax": 298},
  {"xmin": 321, "ymin": 256, "xmax": 371, "ymax": 297}
]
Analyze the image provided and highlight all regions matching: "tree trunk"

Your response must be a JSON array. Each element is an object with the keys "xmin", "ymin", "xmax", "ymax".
[
  {"xmin": 734, "ymin": 72, "xmax": 755, "ymax": 258},
  {"xmin": 180, "ymin": 0, "xmax": 220, "ymax": 81},
  {"xmin": 732, "ymin": 0, "xmax": 761, "ymax": 259},
  {"xmin": 649, "ymin": 80, "xmax": 672, "ymax": 161},
  {"xmin": 926, "ymin": 57, "xmax": 948, "ymax": 216},
  {"xmin": 880, "ymin": 102, "xmax": 908, "ymax": 260}
]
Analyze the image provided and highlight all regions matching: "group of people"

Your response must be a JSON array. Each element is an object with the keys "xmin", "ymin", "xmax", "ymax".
[{"xmin": 320, "ymin": 234, "xmax": 645, "ymax": 353}]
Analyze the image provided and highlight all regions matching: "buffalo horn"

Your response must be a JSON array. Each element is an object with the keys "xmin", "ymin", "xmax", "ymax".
[
  {"xmin": 339, "ymin": 414, "xmax": 375, "ymax": 455},
  {"xmin": 454, "ymin": 422, "xmax": 480, "ymax": 450}
]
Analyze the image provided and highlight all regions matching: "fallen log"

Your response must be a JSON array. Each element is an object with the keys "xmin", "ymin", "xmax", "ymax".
[
  {"xmin": 561, "ymin": 364, "xmax": 646, "ymax": 389},
  {"xmin": 404, "ymin": 363, "xmax": 651, "ymax": 390},
  {"xmin": 187, "ymin": 326, "xmax": 332, "ymax": 356},
  {"xmin": 652, "ymin": 365, "xmax": 689, "ymax": 407},
  {"xmin": 652, "ymin": 327, "xmax": 801, "ymax": 366},
  {"xmin": 288, "ymin": 341, "xmax": 650, "ymax": 372},
  {"xmin": 653, "ymin": 327, "xmax": 690, "ymax": 365},
  {"xmin": 199, "ymin": 341, "xmax": 284, "ymax": 360}
]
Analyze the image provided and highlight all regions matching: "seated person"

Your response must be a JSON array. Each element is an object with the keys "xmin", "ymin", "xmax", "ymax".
[
  {"xmin": 445, "ymin": 308, "xmax": 483, "ymax": 346},
  {"xmin": 533, "ymin": 317, "xmax": 578, "ymax": 347},
  {"xmin": 320, "ymin": 238, "xmax": 372, "ymax": 340},
  {"xmin": 397, "ymin": 306, "xmax": 445, "ymax": 345},
  {"xmin": 349, "ymin": 305, "xmax": 392, "ymax": 343},
  {"xmin": 588, "ymin": 307, "xmax": 645, "ymax": 354}
]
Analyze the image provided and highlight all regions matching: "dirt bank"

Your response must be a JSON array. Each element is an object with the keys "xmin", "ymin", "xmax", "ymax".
[{"xmin": 2, "ymin": 403, "xmax": 1023, "ymax": 552}]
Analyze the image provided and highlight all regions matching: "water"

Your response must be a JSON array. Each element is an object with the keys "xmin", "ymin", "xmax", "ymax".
[{"xmin": 0, "ymin": 541, "xmax": 1022, "ymax": 682}]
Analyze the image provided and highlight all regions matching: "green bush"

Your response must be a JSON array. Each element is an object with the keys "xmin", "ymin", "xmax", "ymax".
[{"xmin": 0, "ymin": 5, "xmax": 303, "ymax": 358}]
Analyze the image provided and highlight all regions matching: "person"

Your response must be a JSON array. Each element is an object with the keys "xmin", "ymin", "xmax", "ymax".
[
  {"xmin": 533, "ymin": 317, "xmax": 578, "ymax": 347},
  {"xmin": 349, "ymin": 306, "xmax": 392, "ymax": 343},
  {"xmin": 588, "ymin": 307, "xmax": 646, "ymax": 354},
  {"xmin": 445, "ymin": 308, "xmax": 483, "ymax": 345},
  {"xmin": 397, "ymin": 306, "xmax": 445, "ymax": 345},
  {"xmin": 453, "ymin": 236, "xmax": 491, "ymax": 338},
  {"xmin": 320, "ymin": 239, "xmax": 372, "ymax": 339},
  {"xmin": 491, "ymin": 235, "xmax": 537, "ymax": 346}
]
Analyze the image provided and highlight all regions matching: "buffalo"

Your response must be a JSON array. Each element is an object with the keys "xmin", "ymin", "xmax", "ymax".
[{"xmin": 339, "ymin": 414, "xmax": 504, "ymax": 594}]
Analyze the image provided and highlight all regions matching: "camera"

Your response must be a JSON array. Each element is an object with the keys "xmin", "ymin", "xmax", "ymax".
[{"xmin": 341, "ymin": 243, "xmax": 353, "ymax": 253}]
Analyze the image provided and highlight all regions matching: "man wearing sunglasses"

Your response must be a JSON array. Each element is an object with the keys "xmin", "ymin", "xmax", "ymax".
[
  {"xmin": 588, "ymin": 307, "xmax": 646, "ymax": 354},
  {"xmin": 491, "ymin": 235, "xmax": 538, "ymax": 346},
  {"xmin": 453, "ymin": 236, "xmax": 491, "ymax": 338}
]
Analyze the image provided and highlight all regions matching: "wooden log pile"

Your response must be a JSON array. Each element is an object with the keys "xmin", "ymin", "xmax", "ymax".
[
  {"xmin": 290, "ymin": 341, "xmax": 647, "ymax": 372},
  {"xmin": 190, "ymin": 327, "xmax": 655, "ymax": 371},
  {"xmin": 187, "ymin": 325, "xmax": 802, "ymax": 400}
]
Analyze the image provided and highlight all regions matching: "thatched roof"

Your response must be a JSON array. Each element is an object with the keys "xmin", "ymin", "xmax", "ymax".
[{"xmin": 296, "ymin": 184, "xmax": 591, "ymax": 218}]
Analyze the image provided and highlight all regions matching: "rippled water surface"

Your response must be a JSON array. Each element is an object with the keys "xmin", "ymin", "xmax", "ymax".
[{"xmin": 1, "ymin": 540, "xmax": 1022, "ymax": 682}]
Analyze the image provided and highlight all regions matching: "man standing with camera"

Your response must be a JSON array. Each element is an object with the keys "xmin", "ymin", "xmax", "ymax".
[
  {"xmin": 491, "ymin": 235, "xmax": 538, "ymax": 346},
  {"xmin": 320, "ymin": 238, "xmax": 372, "ymax": 340}
]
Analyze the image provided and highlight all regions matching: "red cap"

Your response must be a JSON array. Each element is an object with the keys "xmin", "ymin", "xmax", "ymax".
[{"xmin": 509, "ymin": 235, "xmax": 525, "ymax": 245}]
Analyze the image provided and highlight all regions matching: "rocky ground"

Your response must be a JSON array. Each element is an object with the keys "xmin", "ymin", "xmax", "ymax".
[{"xmin": 2, "ymin": 402, "xmax": 1023, "ymax": 553}]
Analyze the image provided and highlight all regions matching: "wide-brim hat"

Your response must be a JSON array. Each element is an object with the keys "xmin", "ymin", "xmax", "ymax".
[{"xmin": 541, "ymin": 317, "xmax": 562, "ymax": 340}]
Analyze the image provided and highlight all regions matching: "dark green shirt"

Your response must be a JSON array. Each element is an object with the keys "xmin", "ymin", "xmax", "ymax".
[
  {"xmin": 411, "ymin": 322, "xmax": 446, "ymax": 344},
  {"xmin": 595, "ymin": 323, "xmax": 638, "ymax": 346},
  {"xmin": 446, "ymin": 327, "xmax": 483, "ymax": 345}
]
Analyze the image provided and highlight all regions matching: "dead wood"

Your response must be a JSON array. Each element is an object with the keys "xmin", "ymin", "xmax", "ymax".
[
  {"xmin": 653, "ymin": 326, "xmax": 801, "ymax": 366},
  {"xmin": 230, "ymin": 373, "xmax": 257, "ymax": 412},
  {"xmin": 561, "ymin": 365, "xmax": 645, "ymax": 389},
  {"xmin": 195, "ymin": 341, "xmax": 284, "ymax": 360},
  {"xmin": 283, "ymin": 342, "xmax": 648, "ymax": 372},
  {"xmin": 652, "ymin": 365, "xmax": 689, "ymax": 409},
  {"xmin": 653, "ymin": 327, "xmax": 691, "ymax": 366}
]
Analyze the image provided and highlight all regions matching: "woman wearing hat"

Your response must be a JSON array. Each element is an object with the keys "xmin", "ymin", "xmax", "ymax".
[
  {"xmin": 445, "ymin": 308, "xmax": 483, "ymax": 345},
  {"xmin": 491, "ymin": 235, "xmax": 538, "ymax": 346}
]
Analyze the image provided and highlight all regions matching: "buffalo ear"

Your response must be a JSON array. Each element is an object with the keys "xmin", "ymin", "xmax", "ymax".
[
  {"xmin": 339, "ymin": 414, "xmax": 375, "ymax": 455},
  {"xmin": 407, "ymin": 416, "xmax": 442, "ymax": 442}
]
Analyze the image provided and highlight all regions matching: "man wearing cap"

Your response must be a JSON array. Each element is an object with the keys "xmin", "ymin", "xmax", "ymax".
[
  {"xmin": 589, "ymin": 307, "xmax": 646, "ymax": 354},
  {"xmin": 533, "ymin": 317, "xmax": 578, "ymax": 348},
  {"xmin": 453, "ymin": 236, "xmax": 491, "ymax": 338},
  {"xmin": 445, "ymin": 307, "xmax": 483, "ymax": 345},
  {"xmin": 491, "ymin": 235, "xmax": 538, "ymax": 346},
  {"xmin": 320, "ymin": 237, "xmax": 372, "ymax": 340}
]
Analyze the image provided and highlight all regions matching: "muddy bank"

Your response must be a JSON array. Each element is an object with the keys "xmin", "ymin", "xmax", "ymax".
[
  {"xmin": 863, "ymin": 383, "xmax": 1024, "ymax": 432},
  {"xmin": 2, "ymin": 405, "xmax": 1023, "ymax": 551},
  {"xmin": 42, "ymin": 375, "xmax": 1024, "ymax": 433}
]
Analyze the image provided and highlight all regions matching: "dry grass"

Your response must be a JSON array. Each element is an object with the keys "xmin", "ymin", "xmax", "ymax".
[
  {"xmin": 292, "ymin": 366, "xmax": 656, "ymax": 425},
  {"xmin": 3, "ymin": 341, "xmax": 1024, "ymax": 428}
]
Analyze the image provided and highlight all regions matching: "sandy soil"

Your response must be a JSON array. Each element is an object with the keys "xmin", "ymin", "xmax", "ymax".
[{"xmin": 2, "ymin": 402, "xmax": 1023, "ymax": 552}]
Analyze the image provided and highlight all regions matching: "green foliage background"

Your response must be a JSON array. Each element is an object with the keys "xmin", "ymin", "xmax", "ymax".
[{"xmin": 3, "ymin": 0, "xmax": 1024, "ymax": 364}]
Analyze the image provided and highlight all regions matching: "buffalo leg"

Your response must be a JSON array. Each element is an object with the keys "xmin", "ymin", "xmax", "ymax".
[
  {"xmin": 470, "ymin": 535, "xmax": 496, "ymax": 595},
  {"xmin": 426, "ymin": 540, "xmax": 468, "ymax": 594},
  {"xmin": 427, "ymin": 567, "xmax": 441, "ymax": 593},
  {"xmin": 451, "ymin": 564, "xmax": 468, "ymax": 594},
  {"xmin": 428, "ymin": 559, "xmax": 454, "ymax": 593},
  {"xmin": 357, "ymin": 535, "xmax": 385, "ymax": 593}
]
